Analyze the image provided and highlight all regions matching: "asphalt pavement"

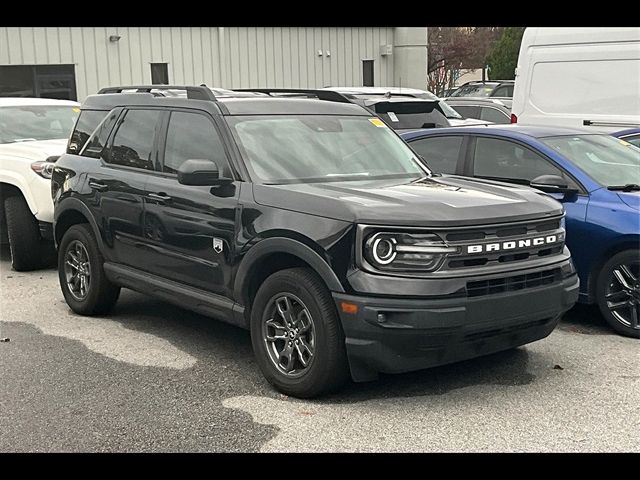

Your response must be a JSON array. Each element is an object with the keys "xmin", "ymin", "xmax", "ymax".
[{"xmin": 1, "ymin": 245, "xmax": 638, "ymax": 452}]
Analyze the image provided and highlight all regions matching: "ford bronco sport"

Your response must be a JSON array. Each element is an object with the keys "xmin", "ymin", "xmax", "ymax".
[{"xmin": 52, "ymin": 85, "xmax": 579, "ymax": 397}]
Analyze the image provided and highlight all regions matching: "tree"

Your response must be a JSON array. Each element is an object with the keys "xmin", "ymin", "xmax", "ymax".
[
  {"xmin": 427, "ymin": 27, "xmax": 503, "ymax": 96},
  {"xmin": 486, "ymin": 27, "xmax": 526, "ymax": 80}
]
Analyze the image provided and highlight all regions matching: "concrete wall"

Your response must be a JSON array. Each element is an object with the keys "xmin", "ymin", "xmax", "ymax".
[{"xmin": 0, "ymin": 27, "xmax": 414, "ymax": 100}]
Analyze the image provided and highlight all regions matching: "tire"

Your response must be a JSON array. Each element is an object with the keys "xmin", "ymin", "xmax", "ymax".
[
  {"xmin": 596, "ymin": 249, "xmax": 640, "ymax": 338},
  {"xmin": 58, "ymin": 224, "xmax": 120, "ymax": 315},
  {"xmin": 250, "ymin": 268, "xmax": 350, "ymax": 398},
  {"xmin": 4, "ymin": 195, "xmax": 44, "ymax": 271}
]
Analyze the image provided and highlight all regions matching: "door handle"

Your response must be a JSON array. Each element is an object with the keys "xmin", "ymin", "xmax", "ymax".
[
  {"xmin": 88, "ymin": 181, "xmax": 108, "ymax": 192},
  {"xmin": 147, "ymin": 192, "xmax": 172, "ymax": 203}
]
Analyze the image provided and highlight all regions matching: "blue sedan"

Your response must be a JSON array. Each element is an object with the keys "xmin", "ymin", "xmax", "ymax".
[{"xmin": 401, "ymin": 125, "xmax": 640, "ymax": 338}]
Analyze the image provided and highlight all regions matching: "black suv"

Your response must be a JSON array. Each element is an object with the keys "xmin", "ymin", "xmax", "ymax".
[{"xmin": 52, "ymin": 85, "xmax": 579, "ymax": 397}]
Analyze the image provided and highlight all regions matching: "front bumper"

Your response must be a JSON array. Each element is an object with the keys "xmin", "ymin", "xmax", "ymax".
[{"xmin": 334, "ymin": 270, "xmax": 579, "ymax": 382}]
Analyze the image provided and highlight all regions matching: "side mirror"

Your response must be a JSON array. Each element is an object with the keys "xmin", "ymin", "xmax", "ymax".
[
  {"xmin": 177, "ymin": 159, "xmax": 231, "ymax": 186},
  {"xmin": 530, "ymin": 174, "xmax": 578, "ymax": 196}
]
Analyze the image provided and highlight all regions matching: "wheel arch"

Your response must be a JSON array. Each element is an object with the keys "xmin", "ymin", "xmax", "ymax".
[
  {"xmin": 54, "ymin": 199, "xmax": 104, "ymax": 251},
  {"xmin": 586, "ymin": 236, "xmax": 640, "ymax": 303},
  {"xmin": 234, "ymin": 237, "xmax": 345, "ymax": 315}
]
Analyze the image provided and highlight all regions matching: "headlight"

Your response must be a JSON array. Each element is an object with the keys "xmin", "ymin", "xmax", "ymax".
[
  {"xmin": 363, "ymin": 231, "xmax": 459, "ymax": 272},
  {"xmin": 30, "ymin": 161, "xmax": 55, "ymax": 179},
  {"xmin": 560, "ymin": 216, "xmax": 566, "ymax": 230}
]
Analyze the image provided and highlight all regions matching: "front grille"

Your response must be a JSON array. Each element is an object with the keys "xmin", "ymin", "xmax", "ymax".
[
  {"xmin": 442, "ymin": 218, "xmax": 564, "ymax": 270},
  {"xmin": 466, "ymin": 268, "xmax": 562, "ymax": 298}
]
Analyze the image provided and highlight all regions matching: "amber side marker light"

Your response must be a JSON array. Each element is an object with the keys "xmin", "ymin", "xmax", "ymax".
[{"xmin": 341, "ymin": 302, "xmax": 359, "ymax": 315}]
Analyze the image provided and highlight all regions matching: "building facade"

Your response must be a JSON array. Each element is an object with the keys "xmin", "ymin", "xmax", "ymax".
[{"xmin": 0, "ymin": 27, "xmax": 428, "ymax": 101}]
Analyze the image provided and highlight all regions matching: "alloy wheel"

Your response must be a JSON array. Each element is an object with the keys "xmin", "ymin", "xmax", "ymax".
[
  {"xmin": 604, "ymin": 262, "xmax": 640, "ymax": 330},
  {"xmin": 64, "ymin": 240, "xmax": 92, "ymax": 301},
  {"xmin": 262, "ymin": 293, "xmax": 316, "ymax": 377}
]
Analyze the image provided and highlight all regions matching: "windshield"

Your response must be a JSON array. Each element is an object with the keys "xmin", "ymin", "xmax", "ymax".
[
  {"xmin": 0, "ymin": 105, "xmax": 79, "ymax": 144},
  {"xmin": 541, "ymin": 135, "xmax": 640, "ymax": 187},
  {"xmin": 227, "ymin": 115, "xmax": 429, "ymax": 184},
  {"xmin": 450, "ymin": 84, "xmax": 497, "ymax": 98}
]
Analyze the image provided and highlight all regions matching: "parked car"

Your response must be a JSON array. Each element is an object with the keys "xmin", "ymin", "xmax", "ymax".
[
  {"xmin": 401, "ymin": 125, "xmax": 640, "ymax": 338},
  {"xmin": 445, "ymin": 98, "xmax": 512, "ymax": 124},
  {"xmin": 512, "ymin": 27, "xmax": 640, "ymax": 131},
  {"xmin": 0, "ymin": 97, "xmax": 79, "ymax": 270},
  {"xmin": 448, "ymin": 80, "xmax": 515, "ymax": 99},
  {"xmin": 52, "ymin": 85, "xmax": 578, "ymax": 397},
  {"xmin": 612, "ymin": 128, "xmax": 640, "ymax": 148},
  {"xmin": 321, "ymin": 86, "xmax": 492, "ymax": 127}
]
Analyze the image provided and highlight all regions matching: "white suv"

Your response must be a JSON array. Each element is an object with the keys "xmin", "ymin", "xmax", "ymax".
[{"xmin": 0, "ymin": 97, "xmax": 79, "ymax": 270}]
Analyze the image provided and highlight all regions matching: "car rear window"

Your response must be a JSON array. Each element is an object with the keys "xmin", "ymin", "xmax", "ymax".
[{"xmin": 372, "ymin": 102, "xmax": 450, "ymax": 129}]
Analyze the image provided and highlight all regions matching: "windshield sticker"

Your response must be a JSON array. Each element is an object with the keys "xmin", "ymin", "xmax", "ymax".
[
  {"xmin": 72, "ymin": 107, "xmax": 80, "ymax": 113},
  {"xmin": 369, "ymin": 118, "xmax": 386, "ymax": 128},
  {"xmin": 387, "ymin": 112, "xmax": 399, "ymax": 122},
  {"xmin": 619, "ymin": 139, "xmax": 632, "ymax": 146}
]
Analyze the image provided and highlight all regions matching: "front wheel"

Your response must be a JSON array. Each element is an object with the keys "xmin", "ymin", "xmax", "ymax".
[
  {"xmin": 596, "ymin": 250, "xmax": 640, "ymax": 338},
  {"xmin": 250, "ymin": 268, "xmax": 349, "ymax": 398}
]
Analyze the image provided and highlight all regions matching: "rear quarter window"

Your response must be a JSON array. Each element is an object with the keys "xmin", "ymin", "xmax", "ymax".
[{"xmin": 67, "ymin": 109, "xmax": 108, "ymax": 154}]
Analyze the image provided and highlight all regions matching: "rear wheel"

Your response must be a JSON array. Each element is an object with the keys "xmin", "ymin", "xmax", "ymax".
[
  {"xmin": 250, "ymin": 268, "xmax": 349, "ymax": 398},
  {"xmin": 58, "ymin": 224, "xmax": 120, "ymax": 315},
  {"xmin": 4, "ymin": 195, "xmax": 44, "ymax": 271},
  {"xmin": 596, "ymin": 250, "xmax": 640, "ymax": 338}
]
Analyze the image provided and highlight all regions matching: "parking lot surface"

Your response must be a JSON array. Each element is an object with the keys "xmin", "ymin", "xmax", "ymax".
[{"xmin": 1, "ymin": 246, "xmax": 638, "ymax": 452}]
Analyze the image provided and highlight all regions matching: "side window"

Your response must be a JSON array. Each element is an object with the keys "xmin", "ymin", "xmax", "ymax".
[
  {"xmin": 106, "ymin": 109, "xmax": 161, "ymax": 171},
  {"xmin": 82, "ymin": 109, "xmax": 119, "ymax": 159},
  {"xmin": 452, "ymin": 105, "xmax": 480, "ymax": 119},
  {"xmin": 68, "ymin": 110, "xmax": 108, "ymax": 154},
  {"xmin": 163, "ymin": 111, "xmax": 230, "ymax": 175},
  {"xmin": 410, "ymin": 136, "xmax": 463, "ymax": 174},
  {"xmin": 479, "ymin": 107, "xmax": 510, "ymax": 124},
  {"xmin": 492, "ymin": 85, "xmax": 512, "ymax": 97},
  {"xmin": 473, "ymin": 137, "xmax": 566, "ymax": 183}
]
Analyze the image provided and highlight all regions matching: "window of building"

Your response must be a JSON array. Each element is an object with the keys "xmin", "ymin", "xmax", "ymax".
[
  {"xmin": 106, "ymin": 109, "xmax": 161, "ymax": 171},
  {"xmin": 163, "ymin": 111, "xmax": 229, "ymax": 175},
  {"xmin": 362, "ymin": 60, "xmax": 374, "ymax": 87},
  {"xmin": 151, "ymin": 63, "xmax": 169, "ymax": 85},
  {"xmin": 0, "ymin": 65, "xmax": 77, "ymax": 100},
  {"xmin": 409, "ymin": 136, "xmax": 463, "ymax": 174}
]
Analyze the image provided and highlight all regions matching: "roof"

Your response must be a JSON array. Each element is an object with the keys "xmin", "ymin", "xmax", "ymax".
[
  {"xmin": 445, "ymin": 97, "xmax": 512, "ymax": 108},
  {"xmin": 611, "ymin": 128, "xmax": 640, "ymax": 138},
  {"xmin": 0, "ymin": 97, "xmax": 80, "ymax": 107},
  {"xmin": 81, "ymin": 91, "xmax": 370, "ymax": 116},
  {"xmin": 400, "ymin": 124, "xmax": 596, "ymax": 141},
  {"xmin": 458, "ymin": 80, "xmax": 514, "ymax": 86},
  {"xmin": 323, "ymin": 86, "xmax": 439, "ymax": 100}
]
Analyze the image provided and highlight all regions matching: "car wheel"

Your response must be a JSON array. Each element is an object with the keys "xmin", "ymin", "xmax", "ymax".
[
  {"xmin": 4, "ymin": 195, "xmax": 44, "ymax": 271},
  {"xmin": 596, "ymin": 250, "xmax": 640, "ymax": 338},
  {"xmin": 250, "ymin": 268, "xmax": 350, "ymax": 398},
  {"xmin": 58, "ymin": 224, "xmax": 120, "ymax": 315}
]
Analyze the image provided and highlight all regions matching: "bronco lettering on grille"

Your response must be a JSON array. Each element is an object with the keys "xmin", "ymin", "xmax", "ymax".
[{"xmin": 467, "ymin": 235, "xmax": 558, "ymax": 254}]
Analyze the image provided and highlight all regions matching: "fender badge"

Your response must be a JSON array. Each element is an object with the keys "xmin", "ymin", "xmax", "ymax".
[{"xmin": 213, "ymin": 238, "xmax": 223, "ymax": 254}]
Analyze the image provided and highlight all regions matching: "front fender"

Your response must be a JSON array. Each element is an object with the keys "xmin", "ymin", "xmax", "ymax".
[{"xmin": 233, "ymin": 237, "xmax": 345, "ymax": 304}]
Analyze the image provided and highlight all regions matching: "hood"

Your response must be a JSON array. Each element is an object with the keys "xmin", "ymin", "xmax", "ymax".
[
  {"xmin": 448, "ymin": 118, "xmax": 493, "ymax": 127},
  {"xmin": 617, "ymin": 192, "xmax": 640, "ymax": 211},
  {"xmin": 253, "ymin": 175, "xmax": 563, "ymax": 227},
  {"xmin": 0, "ymin": 138, "xmax": 68, "ymax": 161}
]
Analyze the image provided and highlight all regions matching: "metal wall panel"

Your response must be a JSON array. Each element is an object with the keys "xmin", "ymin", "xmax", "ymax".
[{"xmin": 0, "ymin": 27, "xmax": 405, "ymax": 100}]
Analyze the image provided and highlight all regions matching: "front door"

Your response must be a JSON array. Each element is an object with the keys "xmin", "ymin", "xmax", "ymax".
[{"xmin": 142, "ymin": 110, "xmax": 239, "ymax": 297}]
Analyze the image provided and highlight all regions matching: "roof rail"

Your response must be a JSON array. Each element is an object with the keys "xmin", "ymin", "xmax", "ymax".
[
  {"xmin": 97, "ymin": 85, "xmax": 217, "ymax": 101},
  {"xmin": 232, "ymin": 88, "xmax": 352, "ymax": 104}
]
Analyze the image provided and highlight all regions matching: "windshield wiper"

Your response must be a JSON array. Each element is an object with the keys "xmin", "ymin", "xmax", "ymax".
[{"xmin": 607, "ymin": 184, "xmax": 640, "ymax": 192}]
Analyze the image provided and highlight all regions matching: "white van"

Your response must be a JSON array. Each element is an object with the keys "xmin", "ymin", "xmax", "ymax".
[{"xmin": 512, "ymin": 27, "xmax": 640, "ymax": 132}]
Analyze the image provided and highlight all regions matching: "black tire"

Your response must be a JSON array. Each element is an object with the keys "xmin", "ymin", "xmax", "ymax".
[
  {"xmin": 4, "ymin": 195, "xmax": 44, "ymax": 271},
  {"xmin": 58, "ymin": 224, "xmax": 120, "ymax": 315},
  {"xmin": 596, "ymin": 249, "xmax": 640, "ymax": 338},
  {"xmin": 250, "ymin": 268, "xmax": 350, "ymax": 398}
]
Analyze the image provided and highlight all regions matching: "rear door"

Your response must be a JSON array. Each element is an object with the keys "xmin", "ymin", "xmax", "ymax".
[
  {"xmin": 84, "ymin": 108, "xmax": 162, "ymax": 269},
  {"xmin": 141, "ymin": 109, "xmax": 240, "ymax": 297}
]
